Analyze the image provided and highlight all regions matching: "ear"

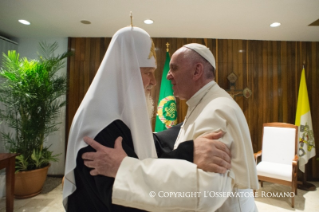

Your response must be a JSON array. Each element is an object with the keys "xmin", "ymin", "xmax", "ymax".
[{"xmin": 192, "ymin": 63, "xmax": 204, "ymax": 81}]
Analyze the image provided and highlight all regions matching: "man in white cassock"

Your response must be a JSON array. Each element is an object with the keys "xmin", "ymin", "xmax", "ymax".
[
  {"xmin": 83, "ymin": 43, "xmax": 259, "ymax": 211},
  {"xmin": 63, "ymin": 27, "xmax": 231, "ymax": 212}
]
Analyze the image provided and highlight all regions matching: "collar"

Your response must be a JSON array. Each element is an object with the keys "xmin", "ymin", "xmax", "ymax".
[{"xmin": 186, "ymin": 80, "xmax": 216, "ymax": 108}]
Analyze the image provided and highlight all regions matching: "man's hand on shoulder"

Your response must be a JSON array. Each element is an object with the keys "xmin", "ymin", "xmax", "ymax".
[
  {"xmin": 194, "ymin": 131, "xmax": 231, "ymax": 174},
  {"xmin": 82, "ymin": 136, "xmax": 127, "ymax": 178}
]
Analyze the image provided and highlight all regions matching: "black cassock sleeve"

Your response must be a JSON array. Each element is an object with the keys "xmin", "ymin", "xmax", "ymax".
[
  {"xmin": 153, "ymin": 122, "xmax": 194, "ymax": 162},
  {"xmin": 67, "ymin": 120, "xmax": 194, "ymax": 212}
]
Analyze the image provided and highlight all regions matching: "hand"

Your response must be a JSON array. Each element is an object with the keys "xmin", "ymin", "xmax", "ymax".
[
  {"xmin": 82, "ymin": 136, "xmax": 127, "ymax": 178},
  {"xmin": 194, "ymin": 131, "xmax": 231, "ymax": 174}
]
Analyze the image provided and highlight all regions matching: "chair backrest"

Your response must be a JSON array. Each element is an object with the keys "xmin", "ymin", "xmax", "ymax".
[{"xmin": 261, "ymin": 122, "xmax": 298, "ymax": 165}]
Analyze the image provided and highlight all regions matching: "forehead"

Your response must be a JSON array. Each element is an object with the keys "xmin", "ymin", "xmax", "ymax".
[
  {"xmin": 170, "ymin": 48, "xmax": 191, "ymax": 68},
  {"xmin": 140, "ymin": 67, "xmax": 156, "ymax": 72},
  {"xmin": 171, "ymin": 48, "xmax": 186, "ymax": 62}
]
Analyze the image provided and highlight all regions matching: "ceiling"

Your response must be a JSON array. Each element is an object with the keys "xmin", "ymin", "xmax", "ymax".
[{"xmin": 0, "ymin": 0, "xmax": 319, "ymax": 42}]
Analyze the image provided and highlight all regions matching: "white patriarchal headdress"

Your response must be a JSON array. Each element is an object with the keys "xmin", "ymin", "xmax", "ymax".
[{"xmin": 63, "ymin": 26, "xmax": 158, "ymax": 208}]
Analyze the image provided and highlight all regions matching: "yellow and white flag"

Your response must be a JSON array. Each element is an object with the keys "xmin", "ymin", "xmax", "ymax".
[{"xmin": 295, "ymin": 68, "xmax": 316, "ymax": 172}]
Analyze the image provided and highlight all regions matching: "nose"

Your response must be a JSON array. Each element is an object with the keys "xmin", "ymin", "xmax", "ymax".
[
  {"xmin": 150, "ymin": 73, "xmax": 157, "ymax": 86},
  {"xmin": 166, "ymin": 70, "xmax": 173, "ymax": 80}
]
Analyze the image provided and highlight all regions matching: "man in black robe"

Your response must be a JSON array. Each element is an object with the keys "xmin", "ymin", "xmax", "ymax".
[{"xmin": 68, "ymin": 120, "xmax": 227, "ymax": 211}]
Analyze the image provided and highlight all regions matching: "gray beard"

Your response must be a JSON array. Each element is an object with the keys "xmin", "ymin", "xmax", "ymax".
[{"xmin": 145, "ymin": 93, "xmax": 154, "ymax": 122}]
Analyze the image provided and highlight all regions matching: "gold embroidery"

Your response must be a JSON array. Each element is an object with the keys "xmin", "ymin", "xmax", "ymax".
[
  {"xmin": 164, "ymin": 102, "xmax": 177, "ymax": 119},
  {"xmin": 148, "ymin": 39, "xmax": 157, "ymax": 65}
]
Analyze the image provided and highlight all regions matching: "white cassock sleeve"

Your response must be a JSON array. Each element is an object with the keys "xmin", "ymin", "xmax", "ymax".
[{"xmin": 112, "ymin": 157, "xmax": 234, "ymax": 212}]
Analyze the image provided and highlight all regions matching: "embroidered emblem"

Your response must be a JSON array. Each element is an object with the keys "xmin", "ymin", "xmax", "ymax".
[
  {"xmin": 298, "ymin": 122, "xmax": 315, "ymax": 156},
  {"xmin": 157, "ymin": 96, "xmax": 177, "ymax": 128},
  {"xmin": 148, "ymin": 39, "xmax": 157, "ymax": 64}
]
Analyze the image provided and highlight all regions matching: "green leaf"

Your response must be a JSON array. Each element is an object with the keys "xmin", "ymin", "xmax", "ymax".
[{"xmin": 0, "ymin": 42, "xmax": 71, "ymax": 171}]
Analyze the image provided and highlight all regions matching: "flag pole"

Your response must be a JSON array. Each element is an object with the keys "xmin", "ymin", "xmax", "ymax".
[{"xmin": 298, "ymin": 163, "xmax": 316, "ymax": 191}]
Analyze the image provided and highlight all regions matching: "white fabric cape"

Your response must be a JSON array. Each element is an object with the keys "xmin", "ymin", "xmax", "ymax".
[{"xmin": 63, "ymin": 27, "xmax": 158, "ymax": 208}]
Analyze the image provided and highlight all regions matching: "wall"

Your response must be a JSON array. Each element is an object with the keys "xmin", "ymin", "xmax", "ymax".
[
  {"xmin": 66, "ymin": 37, "xmax": 319, "ymax": 180},
  {"xmin": 0, "ymin": 37, "xmax": 18, "ymax": 154},
  {"xmin": 16, "ymin": 37, "xmax": 68, "ymax": 175}
]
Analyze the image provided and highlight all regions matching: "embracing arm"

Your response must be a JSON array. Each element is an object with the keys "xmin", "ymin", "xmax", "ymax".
[
  {"xmin": 82, "ymin": 130, "xmax": 231, "ymax": 177},
  {"xmin": 82, "ymin": 133, "xmax": 232, "ymax": 211},
  {"xmin": 157, "ymin": 131, "xmax": 231, "ymax": 173},
  {"xmin": 154, "ymin": 123, "xmax": 231, "ymax": 173},
  {"xmin": 112, "ymin": 157, "xmax": 233, "ymax": 212}
]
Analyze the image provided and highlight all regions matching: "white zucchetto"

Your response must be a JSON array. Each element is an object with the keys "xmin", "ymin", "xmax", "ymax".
[{"xmin": 184, "ymin": 43, "xmax": 216, "ymax": 69}]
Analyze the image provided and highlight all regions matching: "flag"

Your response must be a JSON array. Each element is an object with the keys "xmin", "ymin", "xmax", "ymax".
[
  {"xmin": 155, "ymin": 52, "xmax": 177, "ymax": 132},
  {"xmin": 295, "ymin": 68, "xmax": 316, "ymax": 172}
]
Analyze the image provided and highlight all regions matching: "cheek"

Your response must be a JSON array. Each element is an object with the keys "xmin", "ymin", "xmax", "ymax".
[
  {"xmin": 141, "ymin": 75, "xmax": 150, "ymax": 88},
  {"xmin": 176, "ymin": 75, "xmax": 190, "ymax": 89},
  {"xmin": 175, "ymin": 74, "xmax": 185, "ymax": 84}
]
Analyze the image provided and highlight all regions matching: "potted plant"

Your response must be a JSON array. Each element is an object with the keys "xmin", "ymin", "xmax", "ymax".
[{"xmin": 0, "ymin": 42, "xmax": 71, "ymax": 198}]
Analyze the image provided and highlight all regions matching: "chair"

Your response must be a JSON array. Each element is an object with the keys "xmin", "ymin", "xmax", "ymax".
[{"xmin": 254, "ymin": 122, "xmax": 298, "ymax": 208}]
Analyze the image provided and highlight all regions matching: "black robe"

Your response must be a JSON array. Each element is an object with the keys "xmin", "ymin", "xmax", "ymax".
[{"xmin": 67, "ymin": 120, "xmax": 193, "ymax": 212}]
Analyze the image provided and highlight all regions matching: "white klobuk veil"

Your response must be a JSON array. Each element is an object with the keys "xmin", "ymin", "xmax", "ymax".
[{"xmin": 63, "ymin": 26, "xmax": 158, "ymax": 208}]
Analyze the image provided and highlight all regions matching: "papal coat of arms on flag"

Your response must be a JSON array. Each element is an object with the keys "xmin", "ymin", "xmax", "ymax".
[{"xmin": 298, "ymin": 123, "xmax": 315, "ymax": 156}]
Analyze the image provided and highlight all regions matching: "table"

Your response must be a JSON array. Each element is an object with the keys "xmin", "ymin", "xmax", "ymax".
[{"xmin": 0, "ymin": 153, "xmax": 17, "ymax": 212}]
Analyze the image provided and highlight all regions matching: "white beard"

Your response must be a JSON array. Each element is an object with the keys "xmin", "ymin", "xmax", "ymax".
[{"xmin": 145, "ymin": 93, "xmax": 154, "ymax": 122}]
